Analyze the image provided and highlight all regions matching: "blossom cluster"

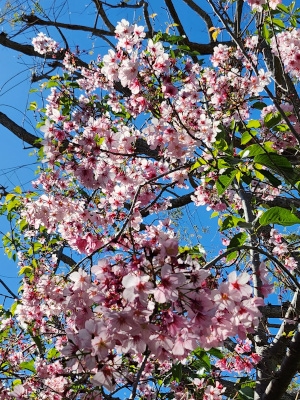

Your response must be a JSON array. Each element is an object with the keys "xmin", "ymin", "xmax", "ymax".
[
  {"xmin": 13, "ymin": 227, "xmax": 263, "ymax": 395},
  {"xmin": 32, "ymin": 32, "xmax": 59, "ymax": 55},
  {"xmin": 24, "ymin": 23, "xmax": 276, "ymax": 258},
  {"xmin": 271, "ymin": 28, "xmax": 300, "ymax": 79},
  {"xmin": 244, "ymin": 0, "xmax": 281, "ymax": 11},
  {"xmin": 215, "ymin": 338, "xmax": 261, "ymax": 374}
]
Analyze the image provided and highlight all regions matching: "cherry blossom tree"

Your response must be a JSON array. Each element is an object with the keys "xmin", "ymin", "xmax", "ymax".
[{"xmin": 1, "ymin": 1, "xmax": 300, "ymax": 399}]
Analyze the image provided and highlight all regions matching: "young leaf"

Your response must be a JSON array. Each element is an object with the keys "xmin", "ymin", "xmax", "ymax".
[
  {"xmin": 228, "ymin": 232, "xmax": 248, "ymax": 249},
  {"xmin": 216, "ymin": 169, "xmax": 237, "ymax": 195},
  {"xmin": 19, "ymin": 360, "xmax": 36, "ymax": 373},
  {"xmin": 253, "ymin": 154, "xmax": 293, "ymax": 178},
  {"xmin": 259, "ymin": 207, "xmax": 300, "ymax": 226},
  {"xmin": 246, "ymin": 120, "xmax": 261, "ymax": 129},
  {"xmin": 264, "ymin": 112, "xmax": 282, "ymax": 128}
]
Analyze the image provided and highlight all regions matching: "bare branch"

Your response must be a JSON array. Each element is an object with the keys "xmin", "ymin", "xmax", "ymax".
[
  {"xmin": 0, "ymin": 112, "xmax": 41, "ymax": 149},
  {"xmin": 142, "ymin": 1, "xmax": 154, "ymax": 37},
  {"xmin": 0, "ymin": 279, "xmax": 18, "ymax": 300},
  {"xmin": 21, "ymin": 14, "xmax": 115, "ymax": 39},
  {"xmin": 185, "ymin": 40, "xmax": 234, "ymax": 55},
  {"xmin": 93, "ymin": 0, "xmax": 115, "ymax": 32},
  {"xmin": 234, "ymin": 0, "xmax": 244, "ymax": 36},
  {"xmin": 182, "ymin": 0, "xmax": 214, "ymax": 41},
  {"xmin": 164, "ymin": 0, "xmax": 188, "ymax": 38}
]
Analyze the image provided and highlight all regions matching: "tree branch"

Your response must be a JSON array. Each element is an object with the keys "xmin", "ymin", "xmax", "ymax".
[
  {"xmin": 21, "ymin": 14, "xmax": 115, "ymax": 39},
  {"xmin": 263, "ymin": 326, "xmax": 300, "ymax": 400},
  {"xmin": 0, "ymin": 279, "xmax": 18, "ymax": 300},
  {"xmin": 0, "ymin": 32, "xmax": 59, "ymax": 59},
  {"xmin": 0, "ymin": 112, "xmax": 41, "ymax": 148},
  {"xmin": 93, "ymin": 0, "xmax": 115, "ymax": 32},
  {"xmin": 182, "ymin": 0, "xmax": 214, "ymax": 41},
  {"xmin": 142, "ymin": 1, "xmax": 154, "ymax": 38},
  {"xmin": 165, "ymin": 0, "xmax": 188, "ymax": 38},
  {"xmin": 234, "ymin": 0, "xmax": 244, "ymax": 36}
]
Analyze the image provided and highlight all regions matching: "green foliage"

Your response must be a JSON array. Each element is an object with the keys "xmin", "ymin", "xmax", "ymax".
[
  {"xmin": 228, "ymin": 232, "xmax": 248, "ymax": 248},
  {"xmin": 216, "ymin": 169, "xmax": 237, "ymax": 196},
  {"xmin": 259, "ymin": 207, "xmax": 300, "ymax": 226}
]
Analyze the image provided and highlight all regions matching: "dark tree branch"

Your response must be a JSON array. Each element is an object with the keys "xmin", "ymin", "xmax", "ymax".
[
  {"xmin": 263, "ymin": 303, "xmax": 290, "ymax": 319},
  {"xmin": 96, "ymin": 0, "xmax": 146, "ymax": 9},
  {"xmin": 264, "ymin": 197, "xmax": 300, "ymax": 210},
  {"xmin": 60, "ymin": 253, "xmax": 77, "ymax": 268},
  {"xmin": 182, "ymin": 0, "xmax": 214, "ymax": 41},
  {"xmin": 0, "ymin": 112, "xmax": 41, "ymax": 149},
  {"xmin": 267, "ymin": 290, "xmax": 300, "ymax": 366},
  {"xmin": 186, "ymin": 40, "xmax": 234, "ymax": 55},
  {"xmin": 142, "ymin": 1, "xmax": 154, "ymax": 38},
  {"xmin": 21, "ymin": 14, "xmax": 116, "ymax": 39},
  {"xmin": 264, "ymin": 326, "xmax": 300, "ymax": 400},
  {"xmin": 234, "ymin": 0, "xmax": 244, "ymax": 36},
  {"xmin": 219, "ymin": 378, "xmax": 297, "ymax": 400},
  {"xmin": 0, "ymin": 279, "xmax": 18, "ymax": 300},
  {"xmin": 165, "ymin": 0, "xmax": 188, "ymax": 38},
  {"xmin": 93, "ymin": 0, "xmax": 115, "ymax": 32}
]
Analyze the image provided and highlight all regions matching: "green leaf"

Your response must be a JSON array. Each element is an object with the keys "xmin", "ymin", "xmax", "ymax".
[
  {"xmin": 217, "ymin": 158, "xmax": 231, "ymax": 169},
  {"xmin": 19, "ymin": 360, "xmax": 36, "ymax": 373},
  {"xmin": 28, "ymin": 101, "xmax": 38, "ymax": 111},
  {"xmin": 10, "ymin": 301, "xmax": 18, "ymax": 316},
  {"xmin": 277, "ymin": 4, "xmax": 289, "ymax": 13},
  {"xmin": 94, "ymin": 135, "xmax": 105, "ymax": 146},
  {"xmin": 46, "ymin": 80, "xmax": 59, "ymax": 88},
  {"xmin": 171, "ymin": 363, "xmax": 182, "ymax": 382},
  {"xmin": 264, "ymin": 112, "xmax": 282, "ymax": 128},
  {"xmin": 66, "ymin": 82, "xmax": 79, "ymax": 88},
  {"xmin": 226, "ymin": 250, "xmax": 237, "ymax": 262},
  {"xmin": 216, "ymin": 169, "xmax": 237, "ymax": 195},
  {"xmin": 259, "ymin": 207, "xmax": 300, "ymax": 226},
  {"xmin": 208, "ymin": 348, "xmax": 224, "ymax": 359},
  {"xmin": 252, "ymin": 101, "xmax": 267, "ymax": 110},
  {"xmin": 254, "ymin": 168, "xmax": 282, "ymax": 187},
  {"xmin": 214, "ymin": 138, "xmax": 228, "ymax": 151},
  {"xmin": 241, "ymin": 131, "xmax": 255, "ymax": 145},
  {"xmin": 262, "ymin": 23, "xmax": 270, "ymax": 41},
  {"xmin": 47, "ymin": 348, "xmax": 60, "ymax": 360},
  {"xmin": 19, "ymin": 219, "xmax": 28, "ymax": 231},
  {"xmin": 33, "ymin": 242, "xmax": 43, "ymax": 252},
  {"xmin": 228, "ymin": 232, "xmax": 248, "ymax": 249},
  {"xmin": 193, "ymin": 348, "xmax": 211, "ymax": 371},
  {"xmin": 253, "ymin": 154, "xmax": 293, "ymax": 177},
  {"xmin": 31, "ymin": 334, "xmax": 45, "ymax": 355},
  {"xmin": 240, "ymin": 143, "xmax": 275, "ymax": 158},
  {"xmin": 14, "ymin": 186, "xmax": 22, "ymax": 194},
  {"xmin": 18, "ymin": 266, "xmax": 33, "ymax": 276},
  {"xmin": 290, "ymin": 16, "xmax": 297, "ymax": 27},
  {"xmin": 238, "ymin": 386, "xmax": 254, "ymax": 400},
  {"xmin": 221, "ymin": 215, "xmax": 246, "ymax": 231},
  {"xmin": 5, "ymin": 248, "xmax": 12, "ymax": 259},
  {"xmin": 6, "ymin": 198, "xmax": 20, "ymax": 212},
  {"xmin": 273, "ymin": 124, "xmax": 289, "ymax": 132},
  {"xmin": 272, "ymin": 18, "xmax": 285, "ymax": 28},
  {"xmin": 246, "ymin": 120, "xmax": 261, "ymax": 129}
]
